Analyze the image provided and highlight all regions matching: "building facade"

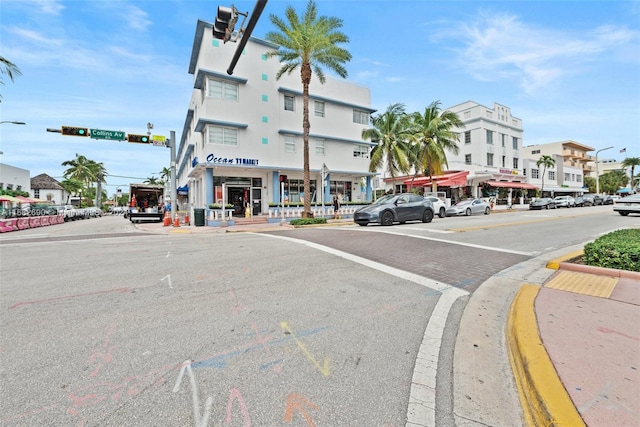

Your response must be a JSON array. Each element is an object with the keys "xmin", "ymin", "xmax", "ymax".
[
  {"xmin": 0, "ymin": 163, "xmax": 30, "ymax": 195},
  {"xmin": 176, "ymin": 20, "xmax": 376, "ymax": 217}
]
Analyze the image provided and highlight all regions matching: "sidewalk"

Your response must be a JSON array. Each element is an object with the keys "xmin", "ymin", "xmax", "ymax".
[
  {"xmin": 507, "ymin": 254, "xmax": 640, "ymax": 426},
  {"xmin": 133, "ymin": 217, "xmax": 354, "ymax": 234}
]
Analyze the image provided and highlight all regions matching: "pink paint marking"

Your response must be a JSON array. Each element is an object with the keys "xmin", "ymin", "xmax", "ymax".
[
  {"xmin": 8, "ymin": 288, "xmax": 131, "ymax": 309},
  {"xmin": 0, "ymin": 403, "xmax": 61, "ymax": 424},
  {"xmin": 229, "ymin": 288, "xmax": 246, "ymax": 315},
  {"xmin": 89, "ymin": 324, "xmax": 117, "ymax": 377},
  {"xmin": 225, "ymin": 388, "xmax": 251, "ymax": 426},
  {"xmin": 597, "ymin": 326, "xmax": 640, "ymax": 341}
]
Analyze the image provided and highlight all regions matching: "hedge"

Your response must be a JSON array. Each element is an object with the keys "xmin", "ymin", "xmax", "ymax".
[{"xmin": 583, "ymin": 228, "xmax": 640, "ymax": 272}]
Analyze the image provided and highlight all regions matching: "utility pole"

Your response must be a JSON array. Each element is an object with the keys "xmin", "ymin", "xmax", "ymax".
[
  {"xmin": 595, "ymin": 146, "xmax": 613, "ymax": 195},
  {"xmin": 170, "ymin": 130, "xmax": 177, "ymax": 224}
]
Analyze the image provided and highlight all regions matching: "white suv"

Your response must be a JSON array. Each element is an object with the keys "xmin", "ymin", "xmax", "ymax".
[
  {"xmin": 553, "ymin": 196, "xmax": 576, "ymax": 208},
  {"xmin": 424, "ymin": 196, "xmax": 447, "ymax": 218}
]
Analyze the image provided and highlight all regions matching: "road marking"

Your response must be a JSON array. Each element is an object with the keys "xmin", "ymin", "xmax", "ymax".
[
  {"xmin": 284, "ymin": 393, "xmax": 318, "ymax": 426},
  {"xmin": 259, "ymin": 234, "xmax": 468, "ymax": 427},
  {"xmin": 281, "ymin": 321, "xmax": 330, "ymax": 377},
  {"xmin": 173, "ymin": 360, "xmax": 214, "ymax": 427},
  {"xmin": 343, "ymin": 227, "xmax": 533, "ymax": 256}
]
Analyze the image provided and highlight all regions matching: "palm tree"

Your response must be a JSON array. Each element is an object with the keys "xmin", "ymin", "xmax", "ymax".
[
  {"xmin": 536, "ymin": 155, "xmax": 556, "ymax": 196},
  {"xmin": 362, "ymin": 103, "xmax": 412, "ymax": 194},
  {"xmin": 621, "ymin": 157, "xmax": 640, "ymax": 190},
  {"xmin": 265, "ymin": 0, "xmax": 351, "ymax": 218},
  {"xmin": 145, "ymin": 177, "xmax": 161, "ymax": 185},
  {"xmin": 160, "ymin": 167, "xmax": 171, "ymax": 185},
  {"xmin": 409, "ymin": 101, "xmax": 463, "ymax": 193},
  {"xmin": 0, "ymin": 56, "xmax": 22, "ymax": 103},
  {"xmin": 61, "ymin": 154, "xmax": 106, "ymax": 206},
  {"xmin": 59, "ymin": 179, "xmax": 83, "ymax": 204}
]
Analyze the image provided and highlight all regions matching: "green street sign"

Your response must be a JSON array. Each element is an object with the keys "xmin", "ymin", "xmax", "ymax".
[{"xmin": 90, "ymin": 129, "xmax": 126, "ymax": 141}]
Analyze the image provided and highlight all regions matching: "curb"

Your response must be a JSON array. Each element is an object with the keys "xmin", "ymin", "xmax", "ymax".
[
  {"xmin": 545, "ymin": 250, "xmax": 584, "ymax": 270},
  {"xmin": 506, "ymin": 284, "xmax": 585, "ymax": 427},
  {"xmin": 547, "ymin": 250, "xmax": 640, "ymax": 280}
]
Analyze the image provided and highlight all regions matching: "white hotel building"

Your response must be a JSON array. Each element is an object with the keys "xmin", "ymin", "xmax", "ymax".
[{"xmin": 175, "ymin": 20, "xmax": 376, "ymax": 217}]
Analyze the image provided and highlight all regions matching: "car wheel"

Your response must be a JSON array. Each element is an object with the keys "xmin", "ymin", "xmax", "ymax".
[
  {"xmin": 439, "ymin": 207, "xmax": 446, "ymax": 218},
  {"xmin": 381, "ymin": 210, "xmax": 394, "ymax": 226},
  {"xmin": 618, "ymin": 212, "xmax": 629, "ymax": 216},
  {"xmin": 357, "ymin": 222, "xmax": 368, "ymax": 226},
  {"xmin": 422, "ymin": 209, "xmax": 434, "ymax": 223},
  {"xmin": 465, "ymin": 208, "xmax": 472, "ymax": 216},
  {"xmin": 484, "ymin": 207, "xmax": 490, "ymax": 215},
  {"xmin": 545, "ymin": 205, "xmax": 549, "ymax": 209}
]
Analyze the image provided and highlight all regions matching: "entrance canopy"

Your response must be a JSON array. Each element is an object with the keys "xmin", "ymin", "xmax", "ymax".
[
  {"xmin": 404, "ymin": 170, "xmax": 469, "ymax": 188},
  {"xmin": 485, "ymin": 181, "xmax": 538, "ymax": 190}
]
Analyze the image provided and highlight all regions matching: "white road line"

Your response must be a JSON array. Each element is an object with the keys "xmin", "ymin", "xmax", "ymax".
[
  {"xmin": 258, "ymin": 233, "xmax": 468, "ymax": 427},
  {"xmin": 340, "ymin": 227, "xmax": 534, "ymax": 256}
]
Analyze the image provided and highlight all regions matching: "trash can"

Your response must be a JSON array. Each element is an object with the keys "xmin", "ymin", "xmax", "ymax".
[{"xmin": 194, "ymin": 208, "xmax": 205, "ymax": 227}]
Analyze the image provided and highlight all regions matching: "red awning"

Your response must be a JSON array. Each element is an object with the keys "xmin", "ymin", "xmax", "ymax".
[
  {"xmin": 485, "ymin": 181, "xmax": 538, "ymax": 190},
  {"xmin": 405, "ymin": 171, "xmax": 469, "ymax": 188}
]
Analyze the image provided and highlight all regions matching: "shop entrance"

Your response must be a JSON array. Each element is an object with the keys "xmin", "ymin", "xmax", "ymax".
[{"xmin": 228, "ymin": 186, "xmax": 249, "ymax": 216}]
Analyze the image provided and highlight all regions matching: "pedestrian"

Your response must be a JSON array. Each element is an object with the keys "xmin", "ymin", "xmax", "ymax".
[{"xmin": 333, "ymin": 194, "xmax": 340, "ymax": 219}]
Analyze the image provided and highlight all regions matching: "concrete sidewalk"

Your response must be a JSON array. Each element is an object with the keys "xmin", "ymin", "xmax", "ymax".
[{"xmin": 507, "ymin": 255, "xmax": 640, "ymax": 426}]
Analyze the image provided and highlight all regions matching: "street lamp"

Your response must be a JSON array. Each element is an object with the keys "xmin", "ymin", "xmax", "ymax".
[
  {"xmin": 0, "ymin": 121, "xmax": 26, "ymax": 125},
  {"xmin": 595, "ymin": 146, "xmax": 613, "ymax": 195}
]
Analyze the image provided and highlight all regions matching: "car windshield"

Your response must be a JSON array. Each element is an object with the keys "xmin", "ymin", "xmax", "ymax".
[
  {"xmin": 372, "ymin": 194, "xmax": 397, "ymax": 205},
  {"xmin": 454, "ymin": 200, "xmax": 472, "ymax": 206}
]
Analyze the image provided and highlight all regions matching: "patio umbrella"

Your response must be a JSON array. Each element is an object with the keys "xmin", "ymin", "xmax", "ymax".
[{"xmin": 15, "ymin": 196, "xmax": 40, "ymax": 203}]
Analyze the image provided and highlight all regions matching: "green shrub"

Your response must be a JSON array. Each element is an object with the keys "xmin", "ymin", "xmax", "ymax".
[
  {"xmin": 208, "ymin": 203, "xmax": 234, "ymax": 209},
  {"xmin": 583, "ymin": 229, "xmax": 640, "ymax": 272},
  {"xmin": 290, "ymin": 218, "xmax": 328, "ymax": 226}
]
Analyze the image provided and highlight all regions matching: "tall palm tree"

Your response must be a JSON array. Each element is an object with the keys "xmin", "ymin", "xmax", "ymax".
[
  {"xmin": 59, "ymin": 179, "xmax": 83, "ymax": 204},
  {"xmin": 145, "ymin": 177, "xmax": 161, "ymax": 185},
  {"xmin": 536, "ymin": 155, "xmax": 556, "ymax": 196},
  {"xmin": 362, "ymin": 103, "xmax": 412, "ymax": 194},
  {"xmin": 61, "ymin": 154, "xmax": 106, "ymax": 206},
  {"xmin": 409, "ymin": 101, "xmax": 463, "ymax": 193},
  {"xmin": 621, "ymin": 157, "xmax": 640, "ymax": 190},
  {"xmin": 160, "ymin": 167, "xmax": 171, "ymax": 185},
  {"xmin": 265, "ymin": 0, "xmax": 351, "ymax": 218},
  {"xmin": 0, "ymin": 56, "xmax": 22, "ymax": 103}
]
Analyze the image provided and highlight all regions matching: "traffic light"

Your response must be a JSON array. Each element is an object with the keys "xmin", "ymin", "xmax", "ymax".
[
  {"xmin": 213, "ymin": 5, "xmax": 237, "ymax": 43},
  {"xmin": 61, "ymin": 126, "xmax": 89, "ymax": 137},
  {"xmin": 127, "ymin": 134, "xmax": 150, "ymax": 143},
  {"xmin": 279, "ymin": 175, "xmax": 288, "ymax": 183}
]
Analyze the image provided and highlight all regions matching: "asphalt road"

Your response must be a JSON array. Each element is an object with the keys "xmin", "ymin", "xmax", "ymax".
[{"xmin": 0, "ymin": 206, "xmax": 633, "ymax": 426}]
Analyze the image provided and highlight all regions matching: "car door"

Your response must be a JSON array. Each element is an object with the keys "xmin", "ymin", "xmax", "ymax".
[
  {"xmin": 471, "ymin": 199, "xmax": 483, "ymax": 214},
  {"xmin": 395, "ymin": 194, "xmax": 412, "ymax": 222}
]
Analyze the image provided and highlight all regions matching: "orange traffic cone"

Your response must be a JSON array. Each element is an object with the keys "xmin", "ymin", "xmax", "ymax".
[
  {"xmin": 163, "ymin": 210, "xmax": 170, "ymax": 226},
  {"xmin": 173, "ymin": 216, "xmax": 180, "ymax": 227}
]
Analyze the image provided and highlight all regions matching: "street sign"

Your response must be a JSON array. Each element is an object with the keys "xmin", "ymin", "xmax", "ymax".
[
  {"xmin": 152, "ymin": 135, "xmax": 166, "ymax": 146},
  {"xmin": 90, "ymin": 129, "xmax": 125, "ymax": 141}
]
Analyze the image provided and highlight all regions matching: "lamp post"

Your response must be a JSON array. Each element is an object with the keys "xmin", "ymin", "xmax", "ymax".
[
  {"xmin": 0, "ymin": 121, "xmax": 25, "ymax": 125},
  {"xmin": 595, "ymin": 146, "xmax": 613, "ymax": 195}
]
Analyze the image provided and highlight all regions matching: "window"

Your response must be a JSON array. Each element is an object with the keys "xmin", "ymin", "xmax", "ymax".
[
  {"xmin": 330, "ymin": 180, "xmax": 352, "ymax": 202},
  {"xmin": 315, "ymin": 139, "xmax": 325, "ymax": 156},
  {"xmin": 34, "ymin": 189, "xmax": 40, "ymax": 198},
  {"xmin": 465, "ymin": 154, "xmax": 472, "ymax": 165},
  {"xmin": 513, "ymin": 158, "xmax": 519, "ymax": 169},
  {"xmin": 314, "ymin": 101, "xmax": 325, "ymax": 117},
  {"xmin": 502, "ymin": 156, "xmax": 506, "ymax": 167},
  {"xmin": 501, "ymin": 133, "xmax": 506, "ymax": 147},
  {"xmin": 464, "ymin": 131, "xmax": 471, "ymax": 144},
  {"xmin": 284, "ymin": 135, "xmax": 296, "ymax": 153},
  {"xmin": 207, "ymin": 126, "xmax": 238, "ymax": 146},
  {"xmin": 564, "ymin": 173, "xmax": 570, "ymax": 181},
  {"xmin": 353, "ymin": 144, "xmax": 369, "ymax": 159},
  {"xmin": 532, "ymin": 168, "xmax": 539, "ymax": 179},
  {"xmin": 548, "ymin": 171, "xmax": 555, "ymax": 180},
  {"xmin": 532, "ymin": 149, "xmax": 540, "ymax": 154},
  {"xmin": 353, "ymin": 110, "xmax": 369, "ymax": 125},
  {"xmin": 207, "ymin": 78, "xmax": 238, "ymax": 101},
  {"xmin": 577, "ymin": 175, "xmax": 582, "ymax": 183},
  {"xmin": 487, "ymin": 153, "xmax": 494, "ymax": 166},
  {"xmin": 284, "ymin": 95, "xmax": 295, "ymax": 111},
  {"xmin": 286, "ymin": 179, "xmax": 318, "ymax": 203},
  {"xmin": 512, "ymin": 136, "xmax": 518, "ymax": 149},
  {"xmin": 486, "ymin": 130, "xmax": 493, "ymax": 144}
]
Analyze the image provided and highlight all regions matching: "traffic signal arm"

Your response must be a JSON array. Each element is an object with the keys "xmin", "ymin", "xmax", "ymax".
[{"xmin": 61, "ymin": 126, "xmax": 89, "ymax": 136}]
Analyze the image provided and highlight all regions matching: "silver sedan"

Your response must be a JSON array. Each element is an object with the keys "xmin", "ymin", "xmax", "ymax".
[{"xmin": 445, "ymin": 198, "xmax": 491, "ymax": 216}]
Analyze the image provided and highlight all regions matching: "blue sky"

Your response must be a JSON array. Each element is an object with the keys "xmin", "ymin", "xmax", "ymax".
[{"xmin": 1, "ymin": 0, "xmax": 639, "ymax": 194}]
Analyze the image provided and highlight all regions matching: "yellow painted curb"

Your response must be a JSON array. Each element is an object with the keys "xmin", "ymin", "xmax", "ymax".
[
  {"xmin": 506, "ymin": 284, "xmax": 585, "ymax": 427},
  {"xmin": 546, "ymin": 249, "xmax": 584, "ymax": 270}
]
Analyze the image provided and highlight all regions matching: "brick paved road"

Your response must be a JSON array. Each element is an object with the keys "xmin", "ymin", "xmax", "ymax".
[{"xmin": 267, "ymin": 228, "xmax": 531, "ymax": 293}]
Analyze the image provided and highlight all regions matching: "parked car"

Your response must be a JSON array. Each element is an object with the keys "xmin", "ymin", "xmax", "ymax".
[
  {"xmin": 445, "ymin": 198, "xmax": 490, "ymax": 216},
  {"xmin": 613, "ymin": 194, "xmax": 640, "ymax": 216},
  {"xmin": 86, "ymin": 207, "xmax": 103, "ymax": 217},
  {"xmin": 353, "ymin": 193, "xmax": 434, "ymax": 226},
  {"xmin": 583, "ymin": 194, "xmax": 603, "ymax": 205},
  {"xmin": 529, "ymin": 197, "xmax": 558, "ymax": 210},
  {"xmin": 603, "ymin": 195, "xmax": 620, "ymax": 205},
  {"xmin": 574, "ymin": 196, "xmax": 586, "ymax": 207},
  {"xmin": 553, "ymin": 196, "xmax": 575, "ymax": 208},
  {"xmin": 424, "ymin": 196, "xmax": 447, "ymax": 218}
]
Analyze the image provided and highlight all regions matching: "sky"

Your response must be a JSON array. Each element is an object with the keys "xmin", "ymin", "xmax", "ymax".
[{"xmin": 1, "ymin": 0, "xmax": 639, "ymax": 195}]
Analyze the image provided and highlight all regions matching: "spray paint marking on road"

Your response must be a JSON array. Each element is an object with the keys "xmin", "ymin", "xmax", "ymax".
[
  {"xmin": 280, "ymin": 322, "xmax": 330, "ymax": 377},
  {"xmin": 225, "ymin": 388, "xmax": 251, "ymax": 426},
  {"xmin": 161, "ymin": 274, "xmax": 173, "ymax": 289},
  {"xmin": 8, "ymin": 287, "xmax": 131, "ymax": 309},
  {"xmin": 251, "ymin": 322, "xmax": 282, "ymax": 374},
  {"xmin": 284, "ymin": 393, "xmax": 318, "ymax": 426},
  {"xmin": 88, "ymin": 324, "xmax": 117, "ymax": 377},
  {"xmin": 173, "ymin": 360, "xmax": 214, "ymax": 427},
  {"xmin": 229, "ymin": 288, "xmax": 245, "ymax": 315}
]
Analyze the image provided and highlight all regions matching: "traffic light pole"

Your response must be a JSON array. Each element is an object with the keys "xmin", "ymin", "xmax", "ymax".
[
  {"xmin": 227, "ymin": 0, "xmax": 267, "ymax": 75},
  {"xmin": 170, "ymin": 130, "xmax": 177, "ymax": 225}
]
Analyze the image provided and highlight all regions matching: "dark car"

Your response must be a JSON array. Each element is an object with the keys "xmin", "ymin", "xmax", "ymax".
[
  {"xmin": 583, "ymin": 194, "xmax": 603, "ymax": 205},
  {"xmin": 603, "ymin": 195, "xmax": 620, "ymax": 205},
  {"xmin": 354, "ymin": 193, "xmax": 434, "ymax": 226},
  {"xmin": 574, "ymin": 196, "xmax": 586, "ymax": 207},
  {"xmin": 529, "ymin": 198, "xmax": 557, "ymax": 210}
]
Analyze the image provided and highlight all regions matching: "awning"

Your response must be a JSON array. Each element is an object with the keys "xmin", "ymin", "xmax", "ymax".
[
  {"xmin": 404, "ymin": 170, "xmax": 469, "ymax": 188},
  {"xmin": 177, "ymin": 185, "xmax": 189, "ymax": 196},
  {"xmin": 485, "ymin": 181, "xmax": 538, "ymax": 190}
]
